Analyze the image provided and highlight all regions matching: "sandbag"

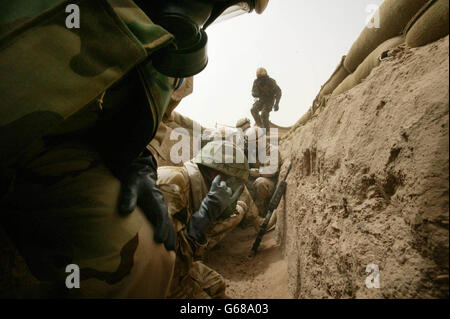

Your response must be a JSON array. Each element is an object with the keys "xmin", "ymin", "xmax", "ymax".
[
  {"xmin": 405, "ymin": 0, "xmax": 449, "ymax": 48},
  {"xmin": 318, "ymin": 56, "xmax": 350, "ymax": 98},
  {"xmin": 294, "ymin": 107, "xmax": 312, "ymax": 127},
  {"xmin": 344, "ymin": 0, "xmax": 428, "ymax": 73},
  {"xmin": 332, "ymin": 36, "xmax": 405, "ymax": 97}
]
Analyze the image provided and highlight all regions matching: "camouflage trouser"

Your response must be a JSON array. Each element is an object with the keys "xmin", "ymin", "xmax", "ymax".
[
  {"xmin": 169, "ymin": 260, "xmax": 228, "ymax": 299},
  {"xmin": 245, "ymin": 177, "xmax": 278, "ymax": 230},
  {"xmin": 251, "ymin": 99, "xmax": 274, "ymax": 131},
  {"xmin": 252, "ymin": 177, "xmax": 276, "ymax": 217},
  {"xmin": 236, "ymin": 187, "xmax": 264, "ymax": 232},
  {"xmin": 205, "ymin": 206, "xmax": 246, "ymax": 251},
  {"xmin": 168, "ymin": 232, "xmax": 228, "ymax": 299},
  {"xmin": 1, "ymin": 141, "xmax": 175, "ymax": 298},
  {"xmin": 167, "ymin": 189, "xmax": 261, "ymax": 299}
]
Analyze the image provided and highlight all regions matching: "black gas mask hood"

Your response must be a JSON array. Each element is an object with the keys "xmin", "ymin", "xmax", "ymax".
[{"xmin": 134, "ymin": 0, "xmax": 265, "ymax": 78}]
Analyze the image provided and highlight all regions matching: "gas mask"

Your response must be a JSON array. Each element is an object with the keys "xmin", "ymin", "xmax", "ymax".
[{"xmin": 133, "ymin": 0, "xmax": 269, "ymax": 77}]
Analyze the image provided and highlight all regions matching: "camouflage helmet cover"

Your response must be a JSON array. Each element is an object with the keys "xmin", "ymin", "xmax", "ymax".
[
  {"xmin": 256, "ymin": 67, "xmax": 268, "ymax": 77},
  {"xmin": 194, "ymin": 140, "xmax": 249, "ymax": 181},
  {"xmin": 236, "ymin": 118, "xmax": 251, "ymax": 130}
]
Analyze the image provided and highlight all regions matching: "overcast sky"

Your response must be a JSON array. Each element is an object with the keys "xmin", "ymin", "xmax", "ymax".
[{"xmin": 176, "ymin": 0, "xmax": 384, "ymax": 128}]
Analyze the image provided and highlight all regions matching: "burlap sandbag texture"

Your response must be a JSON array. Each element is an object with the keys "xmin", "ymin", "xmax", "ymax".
[
  {"xmin": 332, "ymin": 36, "xmax": 405, "ymax": 97},
  {"xmin": 405, "ymin": 0, "xmax": 450, "ymax": 48},
  {"xmin": 344, "ymin": 0, "xmax": 428, "ymax": 73},
  {"xmin": 318, "ymin": 56, "xmax": 350, "ymax": 99}
]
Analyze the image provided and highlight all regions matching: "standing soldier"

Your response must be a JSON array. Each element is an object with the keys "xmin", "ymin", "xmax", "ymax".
[
  {"xmin": 251, "ymin": 67, "xmax": 282, "ymax": 132},
  {"xmin": 0, "ymin": 0, "xmax": 270, "ymax": 298}
]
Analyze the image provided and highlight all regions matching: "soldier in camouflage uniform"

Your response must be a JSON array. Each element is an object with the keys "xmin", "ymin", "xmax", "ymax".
[
  {"xmin": 195, "ymin": 123, "xmax": 267, "ymax": 231},
  {"xmin": 244, "ymin": 127, "xmax": 281, "ymax": 226},
  {"xmin": 0, "ymin": 0, "xmax": 269, "ymax": 298},
  {"xmin": 156, "ymin": 140, "xmax": 255, "ymax": 298},
  {"xmin": 251, "ymin": 67, "xmax": 282, "ymax": 132}
]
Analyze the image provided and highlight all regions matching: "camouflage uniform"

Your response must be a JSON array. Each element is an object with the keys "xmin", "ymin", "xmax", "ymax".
[
  {"xmin": 246, "ymin": 131, "xmax": 281, "ymax": 223},
  {"xmin": 157, "ymin": 145, "xmax": 260, "ymax": 298},
  {"xmin": 0, "ymin": 0, "xmax": 181, "ymax": 298},
  {"xmin": 251, "ymin": 75, "xmax": 282, "ymax": 131}
]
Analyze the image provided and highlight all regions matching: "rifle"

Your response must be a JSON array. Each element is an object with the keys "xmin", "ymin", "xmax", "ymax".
[{"xmin": 249, "ymin": 162, "xmax": 292, "ymax": 257}]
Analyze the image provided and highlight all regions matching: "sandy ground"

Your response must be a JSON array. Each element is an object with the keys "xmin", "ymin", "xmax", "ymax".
[{"xmin": 204, "ymin": 225, "xmax": 292, "ymax": 299}]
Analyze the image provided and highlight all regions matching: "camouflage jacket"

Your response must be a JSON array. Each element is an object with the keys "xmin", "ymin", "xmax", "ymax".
[
  {"xmin": 0, "ymin": 0, "xmax": 177, "ymax": 179},
  {"xmin": 157, "ymin": 161, "xmax": 249, "ymax": 234},
  {"xmin": 252, "ymin": 75, "xmax": 282, "ymax": 103},
  {"xmin": 156, "ymin": 161, "xmax": 250, "ymax": 290}
]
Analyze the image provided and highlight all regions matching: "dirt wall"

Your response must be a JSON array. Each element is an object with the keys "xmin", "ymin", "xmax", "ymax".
[{"xmin": 276, "ymin": 36, "xmax": 449, "ymax": 298}]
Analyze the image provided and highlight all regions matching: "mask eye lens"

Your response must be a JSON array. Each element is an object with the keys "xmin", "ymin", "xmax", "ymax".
[
  {"xmin": 255, "ymin": 0, "xmax": 269, "ymax": 14},
  {"xmin": 211, "ymin": 3, "xmax": 251, "ymax": 25}
]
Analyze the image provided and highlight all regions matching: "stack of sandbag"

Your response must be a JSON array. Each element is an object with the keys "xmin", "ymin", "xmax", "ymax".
[
  {"xmin": 315, "ymin": 56, "xmax": 350, "ymax": 107},
  {"xmin": 332, "ymin": 0, "xmax": 448, "ymax": 97},
  {"xmin": 404, "ymin": 0, "xmax": 449, "ymax": 48},
  {"xmin": 312, "ymin": 0, "xmax": 427, "ymax": 105},
  {"xmin": 292, "ymin": 0, "xmax": 449, "ymax": 132},
  {"xmin": 331, "ymin": 36, "xmax": 405, "ymax": 97},
  {"xmin": 343, "ymin": 0, "xmax": 429, "ymax": 73}
]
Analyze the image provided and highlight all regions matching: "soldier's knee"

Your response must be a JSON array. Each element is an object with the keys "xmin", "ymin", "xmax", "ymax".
[
  {"xmin": 254, "ymin": 177, "xmax": 275, "ymax": 198},
  {"xmin": 261, "ymin": 109, "xmax": 270, "ymax": 118}
]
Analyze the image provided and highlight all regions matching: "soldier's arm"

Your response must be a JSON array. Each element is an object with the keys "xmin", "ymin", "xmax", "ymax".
[
  {"xmin": 156, "ymin": 167, "xmax": 190, "ymax": 233},
  {"xmin": 252, "ymin": 79, "xmax": 260, "ymax": 98},
  {"xmin": 273, "ymin": 79, "xmax": 282, "ymax": 102},
  {"xmin": 93, "ymin": 69, "xmax": 156, "ymax": 180}
]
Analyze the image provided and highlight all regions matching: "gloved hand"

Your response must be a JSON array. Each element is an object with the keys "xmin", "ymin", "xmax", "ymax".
[
  {"xmin": 187, "ymin": 175, "xmax": 243, "ymax": 244},
  {"xmin": 119, "ymin": 154, "xmax": 176, "ymax": 251},
  {"xmin": 274, "ymin": 102, "xmax": 279, "ymax": 112}
]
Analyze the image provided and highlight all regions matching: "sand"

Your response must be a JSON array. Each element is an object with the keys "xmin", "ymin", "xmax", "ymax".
[{"xmin": 204, "ymin": 225, "xmax": 292, "ymax": 299}]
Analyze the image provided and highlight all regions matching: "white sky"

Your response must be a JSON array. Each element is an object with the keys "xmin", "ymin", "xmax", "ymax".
[{"xmin": 176, "ymin": 0, "xmax": 384, "ymax": 128}]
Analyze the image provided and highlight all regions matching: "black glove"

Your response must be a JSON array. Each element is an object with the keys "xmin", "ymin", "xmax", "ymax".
[
  {"xmin": 187, "ymin": 175, "xmax": 243, "ymax": 244},
  {"xmin": 274, "ymin": 102, "xmax": 279, "ymax": 112},
  {"xmin": 119, "ymin": 153, "xmax": 176, "ymax": 251}
]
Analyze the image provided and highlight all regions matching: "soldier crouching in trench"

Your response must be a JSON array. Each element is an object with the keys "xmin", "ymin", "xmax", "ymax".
[
  {"xmin": 0, "ymin": 0, "xmax": 270, "ymax": 298},
  {"xmin": 236, "ymin": 120, "xmax": 281, "ymax": 228},
  {"xmin": 157, "ymin": 140, "xmax": 254, "ymax": 298}
]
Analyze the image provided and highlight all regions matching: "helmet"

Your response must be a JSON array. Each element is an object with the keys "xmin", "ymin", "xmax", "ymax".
[
  {"xmin": 245, "ymin": 126, "xmax": 266, "ymax": 143},
  {"xmin": 236, "ymin": 118, "xmax": 251, "ymax": 131},
  {"xmin": 194, "ymin": 140, "xmax": 249, "ymax": 182},
  {"xmin": 256, "ymin": 67, "xmax": 268, "ymax": 78},
  {"xmin": 135, "ymin": 0, "xmax": 270, "ymax": 77}
]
